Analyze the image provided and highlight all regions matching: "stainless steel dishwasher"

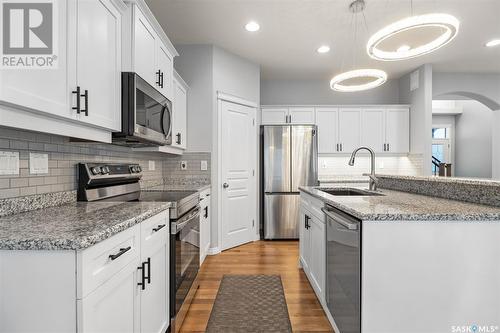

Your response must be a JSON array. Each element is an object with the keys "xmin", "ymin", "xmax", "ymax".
[{"xmin": 323, "ymin": 204, "xmax": 361, "ymax": 333}]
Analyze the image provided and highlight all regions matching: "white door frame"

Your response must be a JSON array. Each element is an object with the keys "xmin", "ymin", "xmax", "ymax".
[{"xmin": 215, "ymin": 92, "xmax": 259, "ymax": 253}]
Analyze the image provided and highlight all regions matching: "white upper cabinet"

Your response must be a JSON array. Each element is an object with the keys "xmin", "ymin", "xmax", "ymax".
[
  {"xmin": 125, "ymin": 1, "xmax": 177, "ymax": 101},
  {"xmin": 134, "ymin": 8, "xmax": 157, "ymax": 86},
  {"xmin": 172, "ymin": 72, "xmax": 188, "ymax": 149},
  {"xmin": 361, "ymin": 108, "xmax": 385, "ymax": 153},
  {"xmin": 338, "ymin": 108, "xmax": 362, "ymax": 153},
  {"xmin": 385, "ymin": 108, "xmax": 410, "ymax": 153},
  {"xmin": 0, "ymin": 0, "xmax": 71, "ymax": 119},
  {"xmin": 261, "ymin": 107, "xmax": 315, "ymax": 124},
  {"xmin": 289, "ymin": 107, "xmax": 315, "ymax": 124},
  {"xmin": 0, "ymin": 0, "xmax": 125, "ymax": 140},
  {"xmin": 261, "ymin": 107, "xmax": 289, "ymax": 124},
  {"xmin": 315, "ymin": 107, "xmax": 338, "ymax": 154},
  {"xmin": 75, "ymin": 0, "xmax": 122, "ymax": 131}
]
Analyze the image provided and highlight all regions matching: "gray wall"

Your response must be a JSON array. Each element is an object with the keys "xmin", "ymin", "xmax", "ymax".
[
  {"xmin": 454, "ymin": 101, "xmax": 492, "ymax": 178},
  {"xmin": 399, "ymin": 65, "xmax": 433, "ymax": 175},
  {"xmin": 174, "ymin": 45, "xmax": 214, "ymax": 152},
  {"xmin": 433, "ymin": 73, "xmax": 500, "ymax": 110},
  {"xmin": 174, "ymin": 44, "xmax": 261, "ymax": 251},
  {"xmin": 260, "ymin": 78, "xmax": 400, "ymax": 105}
]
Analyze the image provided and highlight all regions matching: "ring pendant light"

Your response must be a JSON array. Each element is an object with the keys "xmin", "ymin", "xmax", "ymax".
[
  {"xmin": 366, "ymin": 1, "xmax": 459, "ymax": 61},
  {"xmin": 330, "ymin": 0, "xmax": 388, "ymax": 92}
]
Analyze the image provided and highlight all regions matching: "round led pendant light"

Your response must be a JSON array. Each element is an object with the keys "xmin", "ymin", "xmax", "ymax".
[
  {"xmin": 330, "ymin": 69, "xmax": 387, "ymax": 92},
  {"xmin": 367, "ymin": 13, "xmax": 459, "ymax": 61},
  {"xmin": 329, "ymin": 0, "xmax": 387, "ymax": 92}
]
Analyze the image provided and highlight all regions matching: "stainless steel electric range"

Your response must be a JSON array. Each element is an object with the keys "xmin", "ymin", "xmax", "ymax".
[{"xmin": 77, "ymin": 162, "xmax": 200, "ymax": 333}]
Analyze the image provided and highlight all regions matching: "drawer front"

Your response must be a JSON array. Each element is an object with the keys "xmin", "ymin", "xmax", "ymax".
[
  {"xmin": 300, "ymin": 192, "xmax": 325, "ymax": 222},
  {"xmin": 77, "ymin": 225, "xmax": 141, "ymax": 299},
  {"xmin": 141, "ymin": 210, "xmax": 169, "ymax": 253}
]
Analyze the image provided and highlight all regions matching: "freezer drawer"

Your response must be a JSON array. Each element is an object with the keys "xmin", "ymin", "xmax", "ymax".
[{"xmin": 264, "ymin": 193, "xmax": 300, "ymax": 239}]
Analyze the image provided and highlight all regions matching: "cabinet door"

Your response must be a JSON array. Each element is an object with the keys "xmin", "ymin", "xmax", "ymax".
[
  {"xmin": 299, "ymin": 206, "xmax": 311, "ymax": 272},
  {"xmin": 0, "ymin": 0, "xmax": 73, "ymax": 119},
  {"xmin": 386, "ymin": 108, "xmax": 410, "ymax": 153},
  {"xmin": 76, "ymin": 0, "xmax": 121, "ymax": 131},
  {"xmin": 316, "ymin": 107, "xmax": 339, "ymax": 153},
  {"xmin": 289, "ymin": 107, "xmax": 315, "ymax": 124},
  {"xmin": 157, "ymin": 43, "xmax": 174, "ymax": 100},
  {"xmin": 361, "ymin": 108, "xmax": 385, "ymax": 153},
  {"xmin": 172, "ymin": 76, "xmax": 187, "ymax": 149},
  {"xmin": 309, "ymin": 215, "xmax": 325, "ymax": 301},
  {"xmin": 261, "ymin": 108, "xmax": 288, "ymax": 125},
  {"xmin": 140, "ymin": 233, "xmax": 169, "ymax": 333},
  {"xmin": 338, "ymin": 108, "xmax": 361, "ymax": 153},
  {"xmin": 79, "ymin": 260, "xmax": 140, "ymax": 333},
  {"xmin": 134, "ymin": 8, "xmax": 157, "ymax": 86}
]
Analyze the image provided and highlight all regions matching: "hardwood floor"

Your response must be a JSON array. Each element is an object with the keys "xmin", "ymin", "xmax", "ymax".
[{"xmin": 180, "ymin": 240, "xmax": 334, "ymax": 333}]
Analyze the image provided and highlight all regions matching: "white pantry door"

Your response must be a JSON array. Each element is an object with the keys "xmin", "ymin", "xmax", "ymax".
[{"xmin": 220, "ymin": 100, "xmax": 256, "ymax": 250}]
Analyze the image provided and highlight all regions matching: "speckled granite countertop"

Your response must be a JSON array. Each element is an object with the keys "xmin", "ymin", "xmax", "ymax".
[
  {"xmin": 0, "ymin": 201, "xmax": 170, "ymax": 250},
  {"xmin": 300, "ymin": 185, "xmax": 500, "ymax": 221}
]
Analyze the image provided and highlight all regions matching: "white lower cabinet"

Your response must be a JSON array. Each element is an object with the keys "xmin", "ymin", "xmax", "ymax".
[
  {"xmin": 78, "ymin": 260, "xmax": 140, "ymax": 333},
  {"xmin": 200, "ymin": 188, "xmax": 211, "ymax": 264},
  {"xmin": 299, "ymin": 192, "xmax": 326, "ymax": 303},
  {"xmin": 0, "ymin": 210, "xmax": 170, "ymax": 333}
]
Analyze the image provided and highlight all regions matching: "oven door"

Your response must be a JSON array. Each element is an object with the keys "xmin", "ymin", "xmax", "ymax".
[{"xmin": 170, "ymin": 206, "xmax": 200, "ymax": 325}]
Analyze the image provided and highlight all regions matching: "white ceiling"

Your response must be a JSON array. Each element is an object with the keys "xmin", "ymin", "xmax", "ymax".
[{"xmin": 146, "ymin": 0, "xmax": 500, "ymax": 80}]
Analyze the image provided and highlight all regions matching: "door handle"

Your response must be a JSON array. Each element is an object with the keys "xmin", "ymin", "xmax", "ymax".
[
  {"xmin": 223, "ymin": 182, "xmax": 229, "ymax": 189},
  {"xmin": 204, "ymin": 206, "xmax": 208, "ymax": 218},
  {"xmin": 81, "ymin": 89, "xmax": 88, "ymax": 116},
  {"xmin": 72, "ymin": 86, "xmax": 81, "ymax": 114},
  {"xmin": 176, "ymin": 133, "xmax": 181, "ymax": 145},
  {"xmin": 156, "ymin": 70, "xmax": 161, "ymax": 86}
]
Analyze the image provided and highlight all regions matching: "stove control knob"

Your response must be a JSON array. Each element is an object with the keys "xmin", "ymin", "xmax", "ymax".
[
  {"xmin": 136, "ymin": 166, "xmax": 142, "ymax": 173},
  {"xmin": 102, "ymin": 166, "xmax": 110, "ymax": 174},
  {"xmin": 91, "ymin": 166, "xmax": 101, "ymax": 175},
  {"xmin": 130, "ymin": 166, "xmax": 138, "ymax": 173}
]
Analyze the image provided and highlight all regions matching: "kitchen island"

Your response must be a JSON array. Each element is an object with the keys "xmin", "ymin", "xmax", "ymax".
[{"xmin": 299, "ymin": 176, "xmax": 500, "ymax": 333}]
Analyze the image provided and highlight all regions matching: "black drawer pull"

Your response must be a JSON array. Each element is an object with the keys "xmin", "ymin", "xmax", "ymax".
[
  {"xmin": 81, "ymin": 89, "xmax": 88, "ymax": 116},
  {"xmin": 109, "ymin": 246, "xmax": 131, "ymax": 261},
  {"xmin": 176, "ymin": 133, "xmax": 181, "ymax": 145},
  {"xmin": 152, "ymin": 224, "xmax": 166, "ymax": 232},
  {"xmin": 204, "ymin": 206, "xmax": 208, "ymax": 218},
  {"xmin": 156, "ymin": 70, "xmax": 161, "ymax": 86}
]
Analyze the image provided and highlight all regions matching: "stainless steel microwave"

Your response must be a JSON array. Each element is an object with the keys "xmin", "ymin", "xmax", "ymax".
[{"xmin": 112, "ymin": 72, "xmax": 172, "ymax": 147}]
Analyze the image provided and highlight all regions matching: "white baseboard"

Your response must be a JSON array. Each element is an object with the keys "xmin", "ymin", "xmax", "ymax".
[{"xmin": 207, "ymin": 247, "xmax": 221, "ymax": 255}]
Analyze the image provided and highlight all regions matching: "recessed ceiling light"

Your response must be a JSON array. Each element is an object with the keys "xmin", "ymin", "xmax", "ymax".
[
  {"xmin": 317, "ymin": 45, "xmax": 331, "ymax": 54},
  {"xmin": 485, "ymin": 39, "xmax": 500, "ymax": 47},
  {"xmin": 397, "ymin": 45, "xmax": 411, "ymax": 53},
  {"xmin": 245, "ymin": 21, "xmax": 260, "ymax": 32},
  {"xmin": 367, "ymin": 13, "xmax": 460, "ymax": 61}
]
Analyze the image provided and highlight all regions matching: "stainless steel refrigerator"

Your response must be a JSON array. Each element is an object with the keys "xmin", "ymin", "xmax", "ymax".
[{"xmin": 262, "ymin": 125, "xmax": 318, "ymax": 239}]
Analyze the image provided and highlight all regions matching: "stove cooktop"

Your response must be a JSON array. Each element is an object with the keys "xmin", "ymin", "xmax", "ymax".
[{"xmin": 138, "ymin": 190, "xmax": 197, "ymax": 203}]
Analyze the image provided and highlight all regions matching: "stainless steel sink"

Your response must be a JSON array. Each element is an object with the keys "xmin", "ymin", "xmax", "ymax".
[{"xmin": 318, "ymin": 188, "xmax": 385, "ymax": 196}]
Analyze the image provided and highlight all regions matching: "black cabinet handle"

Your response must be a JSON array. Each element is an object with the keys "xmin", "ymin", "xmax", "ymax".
[
  {"xmin": 152, "ymin": 224, "xmax": 166, "ymax": 232},
  {"xmin": 176, "ymin": 133, "xmax": 181, "ymax": 145},
  {"xmin": 72, "ymin": 86, "xmax": 81, "ymax": 114},
  {"xmin": 305, "ymin": 215, "xmax": 310, "ymax": 229},
  {"xmin": 340, "ymin": 143, "xmax": 343, "ymax": 152},
  {"xmin": 109, "ymin": 246, "xmax": 131, "ymax": 261},
  {"xmin": 137, "ymin": 261, "xmax": 146, "ymax": 290},
  {"xmin": 336, "ymin": 143, "xmax": 339, "ymax": 152},
  {"xmin": 80, "ymin": 89, "xmax": 88, "ymax": 116},
  {"xmin": 145, "ymin": 257, "xmax": 151, "ymax": 284},
  {"xmin": 160, "ymin": 71, "xmax": 164, "ymax": 88},
  {"xmin": 204, "ymin": 206, "xmax": 208, "ymax": 218},
  {"xmin": 387, "ymin": 143, "xmax": 390, "ymax": 151},
  {"xmin": 156, "ymin": 70, "xmax": 161, "ymax": 86}
]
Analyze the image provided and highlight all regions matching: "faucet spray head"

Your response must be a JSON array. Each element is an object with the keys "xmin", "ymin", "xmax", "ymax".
[{"xmin": 348, "ymin": 154, "xmax": 356, "ymax": 166}]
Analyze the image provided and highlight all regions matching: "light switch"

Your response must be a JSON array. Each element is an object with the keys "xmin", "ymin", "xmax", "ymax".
[
  {"xmin": 0, "ymin": 151, "xmax": 19, "ymax": 175},
  {"xmin": 378, "ymin": 161, "xmax": 385, "ymax": 169},
  {"xmin": 200, "ymin": 160, "xmax": 208, "ymax": 171},
  {"xmin": 180, "ymin": 161, "xmax": 187, "ymax": 170},
  {"xmin": 29, "ymin": 153, "xmax": 49, "ymax": 174},
  {"xmin": 149, "ymin": 160, "xmax": 155, "ymax": 171}
]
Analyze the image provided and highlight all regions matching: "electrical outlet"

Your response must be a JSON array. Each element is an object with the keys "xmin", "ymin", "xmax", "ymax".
[
  {"xmin": 200, "ymin": 160, "xmax": 208, "ymax": 171},
  {"xmin": 148, "ymin": 160, "xmax": 155, "ymax": 171},
  {"xmin": 321, "ymin": 160, "xmax": 328, "ymax": 169},
  {"xmin": 180, "ymin": 161, "xmax": 187, "ymax": 170},
  {"xmin": 378, "ymin": 161, "xmax": 385, "ymax": 169}
]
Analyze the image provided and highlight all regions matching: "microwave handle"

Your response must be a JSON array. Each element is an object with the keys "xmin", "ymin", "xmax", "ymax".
[{"xmin": 160, "ymin": 104, "xmax": 172, "ymax": 139}]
